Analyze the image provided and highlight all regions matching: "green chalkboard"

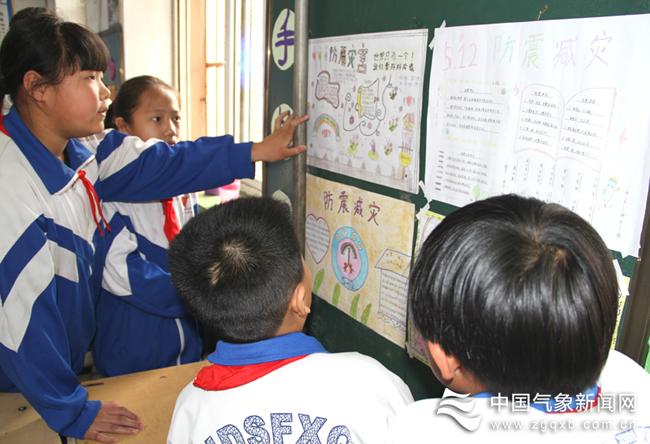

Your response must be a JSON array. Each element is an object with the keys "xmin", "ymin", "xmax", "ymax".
[{"xmin": 266, "ymin": 0, "xmax": 650, "ymax": 400}]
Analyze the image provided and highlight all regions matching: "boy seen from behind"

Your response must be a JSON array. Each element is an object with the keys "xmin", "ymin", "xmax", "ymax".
[
  {"xmin": 390, "ymin": 194, "xmax": 650, "ymax": 443},
  {"xmin": 167, "ymin": 197, "xmax": 413, "ymax": 444}
]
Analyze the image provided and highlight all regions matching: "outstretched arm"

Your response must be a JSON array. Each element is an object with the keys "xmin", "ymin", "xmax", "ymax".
[
  {"xmin": 91, "ymin": 112, "xmax": 308, "ymax": 203},
  {"xmin": 251, "ymin": 112, "xmax": 309, "ymax": 162}
]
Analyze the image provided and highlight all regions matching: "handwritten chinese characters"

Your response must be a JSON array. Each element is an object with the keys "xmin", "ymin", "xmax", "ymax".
[
  {"xmin": 308, "ymin": 30, "xmax": 428, "ymax": 193},
  {"xmin": 306, "ymin": 175, "xmax": 415, "ymax": 346},
  {"xmin": 425, "ymin": 15, "xmax": 650, "ymax": 257}
]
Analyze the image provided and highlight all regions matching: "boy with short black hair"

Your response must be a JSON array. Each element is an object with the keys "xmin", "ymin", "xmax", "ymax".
[
  {"xmin": 390, "ymin": 194, "xmax": 650, "ymax": 443},
  {"xmin": 167, "ymin": 197, "xmax": 413, "ymax": 444}
]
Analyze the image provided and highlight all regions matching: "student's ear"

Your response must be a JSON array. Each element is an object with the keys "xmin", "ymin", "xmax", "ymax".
[
  {"xmin": 114, "ymin": 116, "xmax": 131, "ymax": 133},
  {"xmin": 22, "ymin": 70, "xmax": 48, "ymax": 102},
  {"xmin": 289, "ymin": 280, "xmax": 311, "ymax": 318},
  {"xmin": 426, "ymin": 341, "xmax": 462, "ymax": 384}
]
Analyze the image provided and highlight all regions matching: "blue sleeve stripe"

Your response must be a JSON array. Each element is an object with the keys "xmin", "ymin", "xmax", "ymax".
[
  {"xmin": 99, "ymin": 136, "xmax": 253, "ymax": 202},
  {"xmin": 94, "ymin": 130, "xmax": 127, "ymax": 164},
  {"xmin": 134, "ymin": 232, "xmax": 169, "ymax": 270},
  {"xmin": 105, "ymin": 212, "xmax": 169, "ymax": 269},
  {"xmin": 0, "ymin": 214, "xmax": 96, "ymax": 305},
  {"xmin": 0, "ymin": 217, "xmax": 47, "ymax": 304},
  {"xmin": 42, "ymin": 217, "xmax": 94, "ymax": 263}
]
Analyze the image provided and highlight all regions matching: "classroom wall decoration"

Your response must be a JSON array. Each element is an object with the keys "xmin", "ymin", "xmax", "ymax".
[
  {"xmin": 272, "ymin": 8, "xmax": 295, "ymax": 71},
  {"xmin": 423, "ymin": 14, "xmax": 650, "ymax": 258},
  {"xmin": 307, "ymin": 29, "xmax": 428, "ymax": 193},
  {"xmin": 305, "ymin": 174, "xmax": 415, "ymax": 346}
]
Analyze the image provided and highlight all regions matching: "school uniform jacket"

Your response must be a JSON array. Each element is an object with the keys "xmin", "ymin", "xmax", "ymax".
[
  {"xmin": 388, "ymin": 350, "xmax": 650, "ymax": 443},
  {"xmin": 93, "ymin": 191, "xmax": 202, "ymax": 376},
  {"xmin": 0, "ymin": 107, "xmax": 253, "ymax": 438},
  {"xmin": 167, "ymin": 332, "xmax": 414, "ymax": 444}
]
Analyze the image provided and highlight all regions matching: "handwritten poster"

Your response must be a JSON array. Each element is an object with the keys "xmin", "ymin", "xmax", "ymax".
[
  {"xmin": 305, "ymin": 175, "xmax": 415, "ymax": 346},
  {"xmin": 424, "ymin": 15, "xmax": 650, "ymax": 257},
  {"xmin": 307, "ymin": 29, "xmax": 428, "ymax": 193}
]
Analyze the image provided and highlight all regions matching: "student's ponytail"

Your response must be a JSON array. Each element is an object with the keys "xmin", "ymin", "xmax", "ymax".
[{"xmin": 104, "ymin": 103, "xmax": 117, "ymax": 129}]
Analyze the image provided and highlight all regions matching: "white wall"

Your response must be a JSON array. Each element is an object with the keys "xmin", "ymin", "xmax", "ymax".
[
  {"xmin": 12, "ymin": 0, "xmax": 48, "ymax": 13},
  {"xmin": 122, "ymin": 0, "xmax": 174, "ymax": 85},
  {"xmin": 50, "ymin": 0, "xmax": 85, "ymax": 23},
  {"xmin": 12, "ymin": 0, "xmax": 175, "ymax": 87}
]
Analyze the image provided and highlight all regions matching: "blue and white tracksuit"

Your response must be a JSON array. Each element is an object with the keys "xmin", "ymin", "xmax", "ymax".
[
  {"xmin": 167, "ymin": 333, "xmax": 415, "ymax": 444},
  {"xmin": 0, "ymin": 107, "xmax": 253, "ymax": 437},
  {"xmin": 93, "ymin": 193, "xmax": 202, "ymax": 376}
]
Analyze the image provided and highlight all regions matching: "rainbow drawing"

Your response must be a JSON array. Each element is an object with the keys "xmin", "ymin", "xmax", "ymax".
[{"xmin": 313, "ymin": 113, "xmax": 340, "ymax": 139}]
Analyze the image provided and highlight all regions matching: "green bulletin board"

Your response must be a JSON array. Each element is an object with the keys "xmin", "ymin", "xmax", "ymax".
[{"xmin": 266, "ymin": 0, "xmax": 650, "ymax": 400}]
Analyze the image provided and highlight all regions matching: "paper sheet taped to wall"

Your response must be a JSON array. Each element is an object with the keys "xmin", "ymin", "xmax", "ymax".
[
  {"xmin": 424, "ymin": 14, "xmax": 650, "ymax": 257},
  {"xmin": 305, "ymin": 174, "xmax": 415, "ymax": 346},
  {"xmin": 307, "ymin": 29, "xmax": 428, "ymax": 193}
]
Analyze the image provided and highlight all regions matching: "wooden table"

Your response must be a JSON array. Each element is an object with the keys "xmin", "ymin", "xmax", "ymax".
[{"xmin": 0, "ymin": 361, "xmax": 206, "ymax": 443}]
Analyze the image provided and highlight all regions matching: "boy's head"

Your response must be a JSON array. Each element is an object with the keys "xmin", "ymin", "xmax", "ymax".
[
  {"xmin": 169, "ymin": 197, "xmax": 311, "ymax": 344},
  {"xmin": 410, "ymin": 194, "xmax": 618, "ymax": 397}
]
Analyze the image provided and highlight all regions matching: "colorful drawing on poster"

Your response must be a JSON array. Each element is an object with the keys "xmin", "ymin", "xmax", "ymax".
[
  {"xmin": 308, "ymin": 30, "xmax": 428, "ymax": 193},
  {"xmin": 332, "ymin": 226, "xmax": 368, "ymax": 291},
  {"xmin": 306, "ymin": 174, "xmax": 415, "ymax": 346},
  {"xmin": 315, "ymin": 71, "xmax": 341, "ymax": 109},
  {"xmin": 424, "ymin": 15, "xmax": 650, "ymax": 257},
  {"xmin": 306, "ymin": 214, "xmax": 330, "ymax": 264},
  {"xmin": 375, "ymin": 249, "xmax": 411, "ymax": 329},
  {"xmin": 312, "ymin": 113, "xmax": 341, "ymax": 140},
  {"xmin": 342, "ymin": 77, "xmax": 388, "ymax": 136}
]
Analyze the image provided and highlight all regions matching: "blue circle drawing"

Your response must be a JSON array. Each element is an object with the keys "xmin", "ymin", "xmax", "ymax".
[{"xmin": 331, "ymin": 226, "xmax": 369, "ymax": 291}]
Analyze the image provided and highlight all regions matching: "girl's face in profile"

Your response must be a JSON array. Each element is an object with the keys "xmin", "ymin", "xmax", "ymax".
[{"xmin": 46, "ymin": 70, "xmax": 111, "ymax": 139}]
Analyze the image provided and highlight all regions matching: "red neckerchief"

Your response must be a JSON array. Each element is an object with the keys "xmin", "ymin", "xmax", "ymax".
[
  {"xmin": 77, "ymin": 170, "xmax": 111, "ymax": 236},
  {"xmin": 193, "ymin": 355, "xmax": 307, "ymax": 391},
  {"xmin": 0, "ymin": 114, "xmax": 8, "ymax": 136},
  {"xmin": 161, "ymin": 198, "xmax": 181, "ymax": 242},
  {"xmin": 2, "ymin": 113, "xmax": 110, "ymax": 235}
]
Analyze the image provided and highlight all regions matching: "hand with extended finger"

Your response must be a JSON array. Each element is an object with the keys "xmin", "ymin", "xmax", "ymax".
[
  {"xmin": 83, "ymin": 401, "xmax": 144, "ymax": 443},
  {"xmin": 250, "ymin": 111, "xmax": 309, "ymax": 162}
]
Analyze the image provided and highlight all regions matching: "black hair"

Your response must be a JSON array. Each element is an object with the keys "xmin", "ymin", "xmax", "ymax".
[
  {"xmin": 104, "ymin": 75, "xmax": 177, "ymax": 128},
  {"xmin": 168, "ymin": 197, "xmax": 304, "ymax": 344},
  {"xmin": 0, "ymin": 7, "xmax": 109, "ymax": 107},
  {"xmin": 409, "ymin": 194, "xmax": 618, "ymax": 397}
]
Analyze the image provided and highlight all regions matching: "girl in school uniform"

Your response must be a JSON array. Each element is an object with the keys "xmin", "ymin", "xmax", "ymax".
[
  {"xmin": 0, "ymin": 8, "xmax": 306, "ymax": 443},
  {"xmin": 93, "ymin": 75, "xmax": 203, "ymax": 377}
]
